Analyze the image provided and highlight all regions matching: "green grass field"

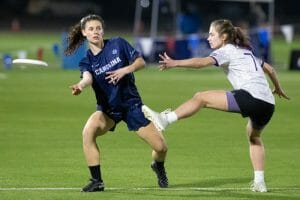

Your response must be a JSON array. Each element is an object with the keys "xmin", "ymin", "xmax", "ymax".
[{"xmin": 0, "ymin": 32, "xmax": 300, "ymax": 199}]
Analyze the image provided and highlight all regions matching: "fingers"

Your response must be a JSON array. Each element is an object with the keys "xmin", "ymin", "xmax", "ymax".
[
  {"xmin": 282, "ymin": 94, "xmax": 290, "ymax": 100},
  {"xmin": 69, "ymin": 85, "xmax": 82, "ymax": 95},
  {"xmin": 105, "ymin": 72, "xmax": 118, "ymax": 85},
  {"xmin": 158, "ymin": 52, "xmax": 171, "ymax": 71},
  {"xmin": 159, "ymin": 52, "xmax": 170, "ymax": 61},
  {"xmin": 159, "ymin": 54, "xmax": 165, "ymax": 60},
  {"xmin": 164, "ymin": 52, "xmax": 170, "ymax": 59},
  {"xmin": 159, "ymin": 66, "xmax": 165, "ymax": 71},
  {"xmin": 273, "ymin": 89, "xmax": 290, "ymax": 100}
]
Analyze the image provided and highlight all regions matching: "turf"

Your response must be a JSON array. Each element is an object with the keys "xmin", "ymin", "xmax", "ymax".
[{"xmin": 0, "ymin": 32, "xmax": 300, "ymax": 199}]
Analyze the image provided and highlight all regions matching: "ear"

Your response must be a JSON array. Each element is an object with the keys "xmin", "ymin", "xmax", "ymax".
[{"xmin": 221, "ymin": 33, "xmax": 227, "ymax": 42}]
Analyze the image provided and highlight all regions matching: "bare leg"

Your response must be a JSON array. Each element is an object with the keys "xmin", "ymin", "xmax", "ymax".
[
  {"xmin": 246, "ymin": 120, "xmax": 264, "ymax": 171},
  {"xmin": 246, "ymin": 120, "xmax": 268, "ymax": 192},
  {"xmin": 142, "ymin": 90, "xmax": 229, "ymax": 131},
  {"xmin": 137, "ymin": 122, "xmax": 168, "ymax": 188},
  {"xmin": 175, "ymin": 90, "xmax": 228, "ymax": 119},
  {"xmin": 82, "ymin": 111, "xmax": 115, "ymax": 166},
  {"xmin": 137, "ymin": 122, "xmax": 168, "ymax": 161},
  {"xmin": 80, "ymin": 111, "xmax": 115, "ymax": 192}
]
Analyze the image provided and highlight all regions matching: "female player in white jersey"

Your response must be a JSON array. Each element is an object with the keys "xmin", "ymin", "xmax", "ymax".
[
  {"xmin": 142, "ymin": 19, "xmax": 289, "ymax": 192},
  {"xmin": 65, "ymin": 14, "xmax": 168, "ymax": 192}
]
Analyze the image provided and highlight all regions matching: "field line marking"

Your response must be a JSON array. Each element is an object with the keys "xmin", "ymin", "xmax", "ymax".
[{"xmin": 1, "ymin": 187, "xmax": 300, "ymax": 191}]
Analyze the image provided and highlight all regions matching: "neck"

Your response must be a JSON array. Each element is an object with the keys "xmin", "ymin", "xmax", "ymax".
[{"xmin": 89, "ymin": 40, "xmax": 104, "ymax": 55}]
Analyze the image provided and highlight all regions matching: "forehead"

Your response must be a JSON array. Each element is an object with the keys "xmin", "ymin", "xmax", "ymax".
[
  {"xmin": 85, "ymin": 20, "xmax": 102, "ymax": 27},
  {"xmin": 209, "ymin": 25, "xmax": 217, "ymax": 34}
]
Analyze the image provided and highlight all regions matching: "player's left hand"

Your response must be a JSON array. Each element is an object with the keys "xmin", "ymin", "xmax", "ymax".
[
  {"xmin": 273, "ymin": 87, "xmax": 290, "ymax": 100},
  {"xmin": 105, "ymin": 68, "xmax": 127, "ymax": 85}
]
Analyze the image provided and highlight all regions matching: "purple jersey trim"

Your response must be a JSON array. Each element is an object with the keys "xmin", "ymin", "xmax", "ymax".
[{"xmin": 209, "ymin": 56, "xmax": 219, "ymax": 66}]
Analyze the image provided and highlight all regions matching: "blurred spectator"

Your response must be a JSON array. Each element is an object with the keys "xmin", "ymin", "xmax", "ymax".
[
  {"xmin": 159, "ymin": 0, "xmax": 174, "ymax": 33},
  {"xmin": 249, "ymin": 2, "xmax": 267, "ymax": 28},
  {"xmin": 176, "ymin": 2, "xmax": 201, "ymax": 35}
]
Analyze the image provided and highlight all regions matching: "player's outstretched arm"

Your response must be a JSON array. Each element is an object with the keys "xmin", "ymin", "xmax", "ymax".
[
  {"xmin": 158, "ymin": 52, "xmax": 215, "ymax": 70},
  {"xmin": 263, "ymin": 62, "xmax": 290, "ymax": 100},
  {"xmin": 70, "ymin": 71, "xmax": 93, "ymax": 95}
]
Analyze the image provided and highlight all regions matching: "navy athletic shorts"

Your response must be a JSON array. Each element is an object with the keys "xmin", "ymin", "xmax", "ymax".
[
  {"xmin": 97, "ymin": 102, "xmax": 150, "ymax": 131},
  {"xmin": 231, "ymin": 89, "xmax": 275, "ymax": 130}
]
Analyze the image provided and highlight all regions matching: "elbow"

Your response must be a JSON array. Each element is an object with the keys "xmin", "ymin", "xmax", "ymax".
[
  {"xmin": 137, "ymin": 57, "xmax": 146, "ymax": 69},
  {"xmin": 139, "ymin": 58, "xmax": 146, "ymax": 67}
]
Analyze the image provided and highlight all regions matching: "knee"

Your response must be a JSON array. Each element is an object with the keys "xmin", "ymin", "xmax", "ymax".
[
  {"xmin": 193, "ymin": 92, "xmax": 207, "ymax": 106},
  {"xmin": 82, "ymin": 123, "xmax": 101, "ymax": 144},
  {"xmin": 246, "ymin": 123, "xmax": 263, "ymax": 145},
  {"xmin": 155, "ymin": 142, "xmax": 168, "ymax": 154},
  {"xmin": 248, "ymin": 135, "xmax": 262, "ymax": 145},
  {"xmin": 193, "ymin": 91, "xmax": 203, "ymax": 100}
]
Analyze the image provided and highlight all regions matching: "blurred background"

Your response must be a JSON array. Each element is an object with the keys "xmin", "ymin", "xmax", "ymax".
[
  {"xmin": 1, "ymin": 0, "xmax": 300, "ymax": 69},
  {"xmin": 1, "ymin": 0, "xmax": 299, "ymax": 32}
]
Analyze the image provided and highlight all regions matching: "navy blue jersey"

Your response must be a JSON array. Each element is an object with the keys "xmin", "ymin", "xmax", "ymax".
[{"xmin": 79, "ymin": 37, "xmax": 142, "ymax": 111}]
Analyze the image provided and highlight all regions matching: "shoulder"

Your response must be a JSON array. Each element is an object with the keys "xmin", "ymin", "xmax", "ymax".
[
  {"xmin": 104, "ymin": 37, "xmax": 131, "ymax": 49},
  {"xmin": 79, "ymin": 56, "xmax": 89, "ymax": 66},
  {"xmin": 79, "ymin": 51, "xmax": 91, "ymax": 66},
  {"xmin": 223, "ymin": 44, "xmax": 236, "ymax": 51},
  {"xmin": 107, "ymin": 37, "xmax": 128, "ymax": 44}
]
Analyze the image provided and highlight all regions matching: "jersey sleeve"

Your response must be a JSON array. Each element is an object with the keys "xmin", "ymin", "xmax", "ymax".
[
  {"xmin": 79, "ymin": 57, "xmax": 91, "ymax": 78},
  {"xmin": 117, "ymin": 37, "xmax": 141, "ymax": 63},
  {"xmin": 209, "ymin": 48, "xmax": 230, "ymax": 67}
]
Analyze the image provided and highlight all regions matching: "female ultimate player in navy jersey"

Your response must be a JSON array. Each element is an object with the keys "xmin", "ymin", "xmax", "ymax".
[
  {"xmin": 65, "ymin": 14, "xmax": 168, "ymax": 192},
  {"xmin": 142, "ymin": 19, "xmax": 289, "ymax": 193}
]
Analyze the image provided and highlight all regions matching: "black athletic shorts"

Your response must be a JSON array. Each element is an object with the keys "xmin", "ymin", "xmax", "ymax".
[{"xmin": 232, "ymin": 89, "xmax": 275, "ymax": 129}]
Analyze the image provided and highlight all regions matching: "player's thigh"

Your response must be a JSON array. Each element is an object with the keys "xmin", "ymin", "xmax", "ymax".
[
  {"xmin": 136, "ymin": 123, "xmax": 167, "ymax": 152},
  {"xmin": 83, "ymin": 111, "xmax": 115, "ymax": 137},
  {"xmin": 198, "ymin": 90, "xmax": 228, "ymax": 111}
]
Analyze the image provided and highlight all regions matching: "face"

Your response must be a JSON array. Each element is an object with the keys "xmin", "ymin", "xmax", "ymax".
[
  {"xmin": 207, "ymin": 25, "xmax": 225, "ymax": 49},
  {"xmin": 81, "ymin": 20, "xmax": 104, "ymax": 45}
]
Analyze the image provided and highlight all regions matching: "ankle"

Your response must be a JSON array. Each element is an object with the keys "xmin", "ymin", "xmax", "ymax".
[
  {"xmin": 165, "ymin": 111, "xmax": 178, "ymax": 124},
  {"xmin": 254, "ymin": 171, "xmax": 265, "ymax": 183}
]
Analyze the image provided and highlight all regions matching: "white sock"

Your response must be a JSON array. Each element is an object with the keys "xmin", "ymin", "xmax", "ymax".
[
  {"xmin": 254, "ymin": 171, "xmax": 265, "ymax": 183},
  {"xmin": 165, "ymin": 111, "xmax": 178, "ymax": 124}
]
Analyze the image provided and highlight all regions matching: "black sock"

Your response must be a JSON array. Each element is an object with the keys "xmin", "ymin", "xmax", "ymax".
[
  {"xmin": 89, "ymin": 165, "xmax": 102, "ymax": 182},
  {"xmin": 155, "ymin": 161, "xmax": 165, "ymax": 169}
]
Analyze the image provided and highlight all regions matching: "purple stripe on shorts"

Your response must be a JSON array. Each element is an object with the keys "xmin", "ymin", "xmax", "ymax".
[{"xmin": 226, "ymin": 91, "xmax": 241, "ymax": 113}]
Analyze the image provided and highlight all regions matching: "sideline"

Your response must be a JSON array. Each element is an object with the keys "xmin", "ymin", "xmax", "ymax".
[{"xmin": 1, "ymin": 187, "xmax": 300, "ymax": 191}]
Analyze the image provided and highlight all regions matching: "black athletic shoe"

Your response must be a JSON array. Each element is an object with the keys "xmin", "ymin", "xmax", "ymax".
[
  {"xmin": 151, "ymin": 162, "xmax": 169, "ymax": 188},
  {"xmin": 81, "ymin": 178, "xmax": 105, "ymax": 192}
]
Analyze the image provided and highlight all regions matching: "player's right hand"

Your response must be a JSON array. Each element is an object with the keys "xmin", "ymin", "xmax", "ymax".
[{"xmin": 69, "ymin": 84, "xmax": 82, "ymax": 95}]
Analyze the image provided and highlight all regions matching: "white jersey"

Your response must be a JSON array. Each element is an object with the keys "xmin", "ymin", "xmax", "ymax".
[{"xmin": 210, "ymin": 44, "xmax": 275, "ymax": 105}]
